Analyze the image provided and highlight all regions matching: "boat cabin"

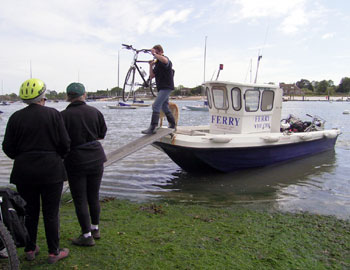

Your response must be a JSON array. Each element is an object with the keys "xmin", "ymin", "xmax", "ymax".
[{"xmin": 203, "ymin": 81, "xmax": 283, "ymax": 134}]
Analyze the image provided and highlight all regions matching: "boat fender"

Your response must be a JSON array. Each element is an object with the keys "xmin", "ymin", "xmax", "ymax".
[
  {"xmin": 323, "ymin": 131, "xmax": 337, "ymax": 139},
  {"xmin": 299, "ymin": 133, "xmax": 313, "ymax": 140},
  {"xmin": 209, "ymin": 136, "xmax": 232, "ymax": 143},
  {"xmin": 261, "ymin": 136, "xmax": 280, "ymax": 143}
]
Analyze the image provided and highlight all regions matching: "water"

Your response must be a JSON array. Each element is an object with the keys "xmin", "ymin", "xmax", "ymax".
[{"xmin": 0, "ymin": 100, "xmax": 349, "ymax": 219}]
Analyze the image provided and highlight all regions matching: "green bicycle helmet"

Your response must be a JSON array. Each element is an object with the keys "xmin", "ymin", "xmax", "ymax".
[{"xmin": 20, "ymin": 78, "xmax": 46, "ymax": 102}]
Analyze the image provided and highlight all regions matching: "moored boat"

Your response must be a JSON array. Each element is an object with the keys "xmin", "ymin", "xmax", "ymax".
[
  {"xmin": 183, "ymin": 100, "xmax": 209, "ymax": 111},
  {"xmin": 131, "ymin": 103, "xmax": 150, "ymax": 107},
  {"xmin": 153, "ymin": 81, "xmax": 341, "ymax": 173},
  {"xmin": 107, "ymin": 102, "xmax": 137, "ymax": 109}
]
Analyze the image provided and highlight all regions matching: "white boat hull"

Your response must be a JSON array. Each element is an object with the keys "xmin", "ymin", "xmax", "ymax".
[
  {"xmin": 153, "ymin": 126, "xmax": 340, "ymax": 172},
  {"xmin": 183, "ymin": 105, "xmax": 209, "ymax": 111}
]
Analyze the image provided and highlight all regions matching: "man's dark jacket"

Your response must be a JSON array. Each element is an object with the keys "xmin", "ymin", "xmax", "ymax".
[{"xmin": 61, "ymin": 101, "xmax": 107, "ymax": 171}]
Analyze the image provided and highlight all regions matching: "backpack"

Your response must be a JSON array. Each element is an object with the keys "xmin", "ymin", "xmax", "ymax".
[{"xmin": 0, "ymin": 188, "xmax": 29, "ymax": 247}]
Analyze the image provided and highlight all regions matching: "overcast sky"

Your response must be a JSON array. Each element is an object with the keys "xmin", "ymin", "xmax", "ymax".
[{"xmin": 1, "ymin": 0, "xmax": 349, "ymax": 94}]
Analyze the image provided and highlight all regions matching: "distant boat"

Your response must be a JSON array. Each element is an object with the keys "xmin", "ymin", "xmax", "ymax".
[
  {"xmin": 131, "ymin": 103, "xmax": 150, "ymax": 107},
  {"xmin": 0, "ymin": 101, "xmax": 10, "ymax": 106},
  {"xmin": 129, "ymin": 99, "xmax": 150, "ymax": 107},
  {"xmin": 343, "ymin": 110, "xmax": 350, "ymax": 115},
  {"xmin": 183, "ymin": 100, "xmax": 209, "ymax": 111},
  {"xmin": 132, "ymin": 99, "xmax": 145, "ymax": 104},
  {"xmin": 107, "ymin": 102, "xmax": 137, "ymax": 109}
]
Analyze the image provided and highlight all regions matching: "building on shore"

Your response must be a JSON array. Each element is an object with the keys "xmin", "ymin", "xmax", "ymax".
[{"xmin": 279, "ymin": 83, "xmax": 304, "ymax": 96}]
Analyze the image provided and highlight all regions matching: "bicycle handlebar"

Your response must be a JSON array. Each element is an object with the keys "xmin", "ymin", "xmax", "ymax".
[
  {"xmin": 122, "ymin": 44, "xmax": 133, "ymax": 49},
  {"xmin": 122, "ymin": 44, "xmax": 151, "ymax": 54}
]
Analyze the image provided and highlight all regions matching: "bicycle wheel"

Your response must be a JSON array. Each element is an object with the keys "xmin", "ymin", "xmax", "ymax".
[
  {"xmin": 149, "ymin": 77, "xmax": 157, "ymax": 97},
  {"xmin": 0, "ymin": 222, "xmax": 19, "ymax": 270},
  {"xmin": 123, "ymin": 67, "xmax": 136, "ymax": 102}
]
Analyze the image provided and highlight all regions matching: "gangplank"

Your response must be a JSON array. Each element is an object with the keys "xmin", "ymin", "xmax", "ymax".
[{"xmin": 104, "ymin": 128, "xmax": 174, "ymax": 167}]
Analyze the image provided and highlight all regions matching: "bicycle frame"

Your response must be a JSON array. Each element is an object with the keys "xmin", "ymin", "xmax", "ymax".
[
  {"xmin": 125, "ymin": 44, "xmax": 152, "ymax": 86},
  {"xmin": 122, "ymin": 44, "xmax": 157, "ymax": 101}
]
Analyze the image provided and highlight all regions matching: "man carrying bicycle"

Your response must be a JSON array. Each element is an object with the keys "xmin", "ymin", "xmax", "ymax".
[{"xmin": 142, "ymin": 44, "xmax": 176, "ymax": 134}]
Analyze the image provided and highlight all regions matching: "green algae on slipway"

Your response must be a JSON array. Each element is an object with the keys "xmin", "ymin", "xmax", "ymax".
[{"xmin": 19, "ymin": 198, "xmax": 350, "ymax": 270}]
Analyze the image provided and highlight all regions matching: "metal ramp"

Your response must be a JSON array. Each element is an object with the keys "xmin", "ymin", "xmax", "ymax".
[{"xmin": 104, "ymin": 128, "xmax": 174, "ymax": 167}]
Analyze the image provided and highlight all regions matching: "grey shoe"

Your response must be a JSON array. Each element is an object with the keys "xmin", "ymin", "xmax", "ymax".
[
  {"xmin": 91, "ymin": 229, "xmax": 100, "ymax": 240},
  {"xmin": 25, "ymin": 245, "xmax": 40, "ymax": 261},
  {"xmin": 47, "ymin": 248, "xmax": 69, "ymax": 264},
  {"xmin": 142, "ymin": 112, "xmax": 160, "ymax": 134},
  {"xmin": 141, "ymin": 125, "xmax": 157, "ymax": 134},
  {"xmin": 72, "ymin": 235, "xmax": 95, "ymax": 246},
  {"xmin": 165, "ymin": 112, "xmax": 176, "ymax": 129}
]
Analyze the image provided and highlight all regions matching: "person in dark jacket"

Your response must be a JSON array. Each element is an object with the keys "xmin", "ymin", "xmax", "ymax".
[
  {"xmin": 2, "ymin": 78, "xmax": 70, "ymax": 264},
  {"xmin": 142, "ymin": 44, "xmax": 176, "ymax": 134},
  {"xmin": 61, "ymin": 82, "xmax": 107, "ymax": 246}
]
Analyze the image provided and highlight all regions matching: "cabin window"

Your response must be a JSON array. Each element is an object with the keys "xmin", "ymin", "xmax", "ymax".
[
  {"xmin": 231, "ymin": 87, "xmax": 241, "ymax": 111},
  {"xmin": 261, "ymin": 90, "xmax": 274, "ymax": 111},
  {"xmin": 206, "ymin": 87, "xmax": 212, "ymax": 108},
  {"xmin": 245, "ymin": 89, "xmax": 260, "ymax": 112},
  {"xmin": 212, "ymin": 86, "xmax": 229, "ymax": 110}
]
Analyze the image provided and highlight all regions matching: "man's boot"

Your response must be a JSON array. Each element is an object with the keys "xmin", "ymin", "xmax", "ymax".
[
  {"xmin": 141, "ymin": 112, "xmax": 160, "ymax": 134},
  {"xmin": 165, "ymin": 112, "xmax": 176, "ymax": 129}
]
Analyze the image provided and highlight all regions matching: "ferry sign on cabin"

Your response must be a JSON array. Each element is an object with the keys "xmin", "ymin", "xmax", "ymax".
[{"xmin": 204, "ymin": 82, "xmax": 282, "ymax": 134}]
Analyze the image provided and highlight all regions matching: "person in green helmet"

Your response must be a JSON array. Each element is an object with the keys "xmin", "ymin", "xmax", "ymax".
[
  {"xmin": 2, "ymin": 78, "xmax": 70, "ymax": 264},
  {"xmin": 61, "ymin": 82, "xmax": 107, "ymax": 247}
]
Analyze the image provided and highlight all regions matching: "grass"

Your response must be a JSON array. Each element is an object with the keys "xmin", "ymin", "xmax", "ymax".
[{"xmin": 18, "ymin": 196, "xmax": 350, "ymax": 270}]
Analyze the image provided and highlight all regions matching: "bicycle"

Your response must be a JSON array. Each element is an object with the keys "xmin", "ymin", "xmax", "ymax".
[
  {"xmin": 303, "ymin": 114, "xmax": 325, "ymax": 132},
  {"xmin": 122, "ymin": 44, "xmax": 157, "ymax": 102},
  {"xmin": 280, "ymin": 114, "xmax": 325, "ymax": 133},
  {"xmin": 0, "ymin": 196, "xmax": 20, "ymax": 270}
]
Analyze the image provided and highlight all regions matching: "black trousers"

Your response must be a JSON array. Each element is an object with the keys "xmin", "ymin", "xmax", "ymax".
[
  {"xmin": 16, "ymin": 182, "xmax": 63, "ymax": 254},
  {"xmin": 67, "ymin": 164, "xmax": 103, "ymax": 234}
]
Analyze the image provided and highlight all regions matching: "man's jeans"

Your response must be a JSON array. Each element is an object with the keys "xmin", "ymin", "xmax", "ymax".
[{"xmin": 152, "ymin": 89, "xmax": 172, "ymax": 114}]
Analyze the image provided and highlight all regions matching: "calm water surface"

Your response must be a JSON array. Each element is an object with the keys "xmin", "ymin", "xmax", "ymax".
[{"xmin": 0, "ymin": 100, "xmax": 349, "ymax": 219}]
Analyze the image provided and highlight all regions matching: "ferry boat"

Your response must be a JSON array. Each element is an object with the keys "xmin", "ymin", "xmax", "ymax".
[{"xmin": 153, "ymin": 81, "xmax": 341, "ymax": 173}]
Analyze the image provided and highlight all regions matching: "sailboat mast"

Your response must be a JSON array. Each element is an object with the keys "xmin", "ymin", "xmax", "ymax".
[
  {"xmin": 254, "ymin": 53, "xmax": 262, "ymax": 83},
  {"xmin": 254, "ymin": 24, "xmax": 269, "ymax": 84},
  {"xmin": 30, "ymin": 60, "xmax": 32, "ymax": 78},
  {"xmin": 203, "ymin": 36, "xmax": 207, "ymax": 83}
]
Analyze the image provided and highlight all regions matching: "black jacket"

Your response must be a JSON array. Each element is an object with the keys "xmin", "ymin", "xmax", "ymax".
[
  {"xmin": 61, "ymin": 101, "xmax": 107, "ymax": 171},
  {"xmin": 153, "ymin": 56, "xmax": 175, "ymax": 91},
  {"xmin": 2, "ymin": 103, "xmax": 70, "ymax": 185}
]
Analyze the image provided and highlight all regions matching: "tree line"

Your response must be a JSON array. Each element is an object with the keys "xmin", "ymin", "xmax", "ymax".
[
  {"xmin": 296, "ymin": 77, "xmax": 350, "ymax": 95},
  {"xmin": 0, "ymin": 85, "xmax": 203, "ymax": 101},
  {"xmin": 1, "ymin": 77, "xmax": 349, "ymax": 101}
]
